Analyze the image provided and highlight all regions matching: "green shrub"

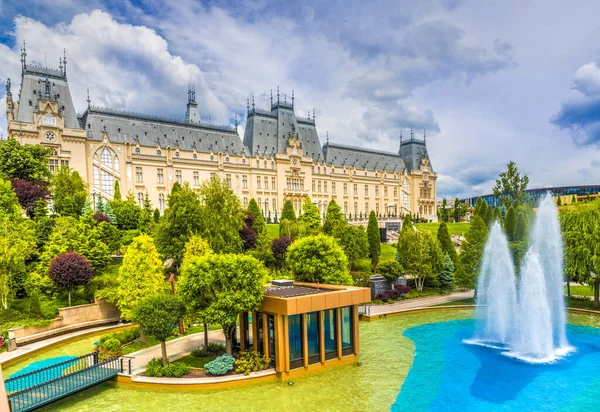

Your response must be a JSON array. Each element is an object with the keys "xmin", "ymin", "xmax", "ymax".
[
  {"xmin": 100, "ymin": 338, "xmax": 121, "ymax": 353},
  {"xmin": 234, "ymin": 351, "xmax": 270, "ymax": 376},
  {"xmin": 377, "ymin": 260, "xmax": 402, "ymax": 282},
  {"xmin": 352, "ymin": 259, "xmax": 372, "ymax": 273},
  {"xmin": 145, "ymin": 358, "xmax": 165, "ymax": 377},
  {"xmin": 113, "ymin": 327, "xmax": 140, "ymax": 345},
  {"xmin": 163, "ymin": 362, "xmax": 191, "ymax": 377},
  {"xmin": 351, "ymin": 271, "xmax": 371, "ymax": 288},
  {"xmin": 204, "ymin": 354, "xmax": 235, "ymax": 376},
  {"xmin": 191, "ymin": 342, "xmax": 226, "ymax": 358}
]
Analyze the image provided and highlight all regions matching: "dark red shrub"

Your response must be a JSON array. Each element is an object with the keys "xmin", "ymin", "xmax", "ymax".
[
  {"xmin": 239, "ymin": 226, "xmax": 257, "ymax": 250},
  {"xmin": 93, "ymin": 212, "xmax": 112, "ymax": 224},
  {"xmin": 271, "ymin": 236, "xmax": 292, "ymax": 259},
  {"xmin": 11, "ymin": 179, "xmax": 49, "ymax": 217},
  {"xmin": 396, "ymin": 285, "xmax": 410, "ymax": 295},
  {"xmin": 244, "ymin": 211, "xmax": 255, "ymax": 228},
  {"xmin": 48, "ymin": 252, "xmax": 94, "ymax": 305}
]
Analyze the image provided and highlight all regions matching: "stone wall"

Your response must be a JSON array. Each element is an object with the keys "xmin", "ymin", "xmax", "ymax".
[
  {"xmin": 8, "ymin": 299, "xmax": 120, "ymax": 342},
  {"xmin": 369, "ymin": 276, "xmax": 407, "ymax": 300}
]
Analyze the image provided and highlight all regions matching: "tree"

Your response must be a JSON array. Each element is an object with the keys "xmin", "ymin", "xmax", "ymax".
[
  {"xmin": 473, "ymin": 197, "xmax": 485, "ymax": 217},
  {"xmin": 323, "ymin": 199, "xmax": 345, "ymax": 235},
  {"xmin": 493, "ymin": 206, "xmax": 503, "ymax": 224},
  {"xmin": 453, "ymin": 198, "xmax": 461, "ymax": 222},
  {"xmin": 455, "ymin": 216, "xmax": 488, "ymax": 290},
  {"xmin": 116, "ymin": 234, "xmax": 165, "ymax": 319},
  {"xmin": 483, "ymin": 206, "xmax": 493, "ymax": 227},
  {"xmin": 396, "ymin": 227, "xmax": 443, "ymax": 291},
  {"xmin": 439, "ymin": 199, "xmax": 449, "ymax": 223},
  {"xmin": 0, "ymin": 215, "xmax": 36, "ymax": 309},
  {"xmin": 504, "ymin": 206, "xmax": 517, "ymax": 242},
  {"xmin": 239, "ymin": 226, "xmax": 257, "ymax": 251},
  {"xmin": 271, "ymin": 236, "xmax": 292, "ymax": 273},
  {"xmin": 48, "ymin": 252, "xmax": 94, "ymax": 306},
  {"xmin": 178, "ymin": 254, "xmax": 267, "ymax": 354},
  {"xmin": 557, "ymin": 196, "xmax": 562, "ymax": 206},
  {"xmin": 367, "ymin": 211, "xmax": 381, "ymax": 268},
  {"xmin": 197, "ymin": 177, "xmax": 244, "ymax": 254},
  {"xmin": 132, "ymin": 294, "xmax": 186, "ymax": 366},
  {"xmin": 0, "ymin": 178, "xmax": 20, "ymax": 216},
  {"xmin": 514, "ymin": 212, "xmax": 527, "ymax": 242},
  {"xmin": 401, "ymin": 214, "xmax": 413, "ymax": 232},
  {"xmin": 153, "ymin": 208, "xmax": 160, "ymax": 223},
  {"xmin": 247, "ymin": 199, "xmax": 265, "ymax": 234},
  {"xmin": 11, "ymin": 179, "xmax": 49, "ymax": 218},
  {"xmin": 286, "ymin": 234, "xmax": 352, "ymax": 285},
  {"xmin": 0, "ymin": 138, "xmax": 52, "ymax": 183},
  {"xmin": 113, "ymin": 180, "xmax": 122, "ymax": 201},
  {"xmin": 493, "ymin": 161, "xmax": 529, "ymax": 208},
  {"xmin": 299, "ymin": 197, "xmax": 321, "ymax": 236},
  {"xmin": 155, "ymin": 183, "xmax": 203, "ymax": 267},
  {"xmin": 437, "ymin": 222, "xmax": 457, "ymax": 266},
  {"xmin": 334, "ymin": 224, "xmax": 369, "ymax": 271},
  {"xmin": 51, "ymin": 168, "xmax": 87, "ymax": 217},
  {"xmin": 439, "ymin": 253, "xmax": 455, "ymax": 291},
  {"xmin": 280, "ymin": 200, "xmax": 296, "ymax": 222},
  {"xmin": 111, "ymin": 193, "xmax": 144, "ymax": 230}
]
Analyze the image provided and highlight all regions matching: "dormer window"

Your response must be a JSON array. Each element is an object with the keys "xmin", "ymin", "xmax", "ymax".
[
  {"xmin": 175, "ymin": 152, "xmax": 179, "ymax": 158},
  {"xmin": 193, "ymin": 153, "xmax": 197, "ymax": 159},
  {"xmin": 211, "ymin": 156, "xmax": 215, "ymax": 161},
  {"xmin": 157, "ymin": 150, "xmax": 162, "ymax": 156},
  {"xmin": 135, "ymin": 148, "xmax": 140, "ymax": 154},
  {"xmin": 226, "ymin": 157, "xmax": 230, "ymax": 163}
]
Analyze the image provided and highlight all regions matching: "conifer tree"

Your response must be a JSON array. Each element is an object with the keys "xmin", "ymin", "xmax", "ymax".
[
  {"xmin": 247, "ymin": 198, "xmax": 265, "ymax": 233},
  {"xmin": 367, "ymin": 211, "xmax": 381, "ymax": 268},
  {"xmin": 113, "ymin": 180, "xmax": 122, "ymax": 202},
  {"xmin": 514, "ymin": 212, "xmax": 527, "ymax": 242},
  {"xmin": 456, "ymin": 216, "xmax": 488, "ymax": 289},
  {"xmin": 323, "ymin": 199, "xmax": 345, "ymax": 235},
  {"xmin": 280, "ymin": 200, "xmax": 296, "ymax": 222},
  {"xmin": 493, "ymin": 207, "xmax": 502, "ymax": 224},
  {"xmin": 437, "ymin": 222, "xmax": 457, "ymax": 266},
  {"xmin": 438, "ymin": 253, "xmax": 455, "ymax": 291},
  {"xmin": 299, "ymin": 197, "xmax": 321, "ymax": 236},
  {"xmin": 483, "ymin": 206, "xmax": 493, "ymax": 227},
  {"xmin": 440, "ymin": 199, "xmax": 449, "ymax": 222},
  {"xmin": 505, "ymin": 206, "xmax": 517, "ymax": 242}
]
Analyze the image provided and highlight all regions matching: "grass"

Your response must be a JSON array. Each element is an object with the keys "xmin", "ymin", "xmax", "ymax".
[
  {"xmin": 435, "ymin": 298, "xmax": 475, "ymax": 306},
  {"xmin": 380, "ymin": 243, "xmax": 396, "ymax": 260},
  {"xmin": 177, "ymin": 355, "xmax": 217, "ymax": 369},
  {"xmin": 415, "ymin": 222, "xmax": 471, "ymax": 237},
  {"xmin": 565, "ymin": 285, "xmax": 594, "ymax": 296},
  {"xmin": 265, "ymin": 224, "xmax": 279, "ymax": 240}
]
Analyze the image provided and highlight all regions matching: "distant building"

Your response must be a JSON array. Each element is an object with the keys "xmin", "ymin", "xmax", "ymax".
[
  {"xmin": 462, "ymin": 185, "xmax": 600, "ymax": 207},
  {"xmin": 5, "ymin": 46, "xmax": 437, "ymax": 220}
]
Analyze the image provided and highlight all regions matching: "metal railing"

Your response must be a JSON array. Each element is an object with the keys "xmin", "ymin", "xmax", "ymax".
[{"xmin": 6, "ymin": 352, "xmax": 121, "ymax": 412}]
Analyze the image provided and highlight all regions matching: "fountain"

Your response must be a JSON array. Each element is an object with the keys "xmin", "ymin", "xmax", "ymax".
[{"xmin": 470, "ymin": 194, "xmax": 573, "ymax": 363}]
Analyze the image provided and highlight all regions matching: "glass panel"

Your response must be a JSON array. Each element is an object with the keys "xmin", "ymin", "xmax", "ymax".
[
  {"xmin": 341, "ymin": 307, "xmax": 353, "ymax": 350},
  {"xmin": 288, "ymin": 315, "xmax": 303, "ymax": 368},
  {"xmin": 306, "ymin": 312, "xmax": 320, "ymax": 364},
  {"xmin": 101, "ymin": 148, "xmax": 111, "ymax": 167},
  {"xmin": 101, "ymin": 169, "xmax": 113, "ymax": 195},
  {"xmin": 268, "ymin": 314, "xmax": 276, "ymax": 362},
  {"xmin": 256, "ymin": 312, "xmax": 264, "ymax": 355},
  {"xmin": 323, "ymin": 309, "xmax": 337, "ymax": 354}
]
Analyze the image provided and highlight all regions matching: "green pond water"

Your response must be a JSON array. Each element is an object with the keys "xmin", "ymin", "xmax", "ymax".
[{"xmin": 6, "ymin": 310, "xmax": 600, "ymax": 412}]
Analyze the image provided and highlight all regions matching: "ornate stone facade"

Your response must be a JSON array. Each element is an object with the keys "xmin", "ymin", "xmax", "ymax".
[{"xmin": 5, "ymin": 51, "xmax": 437, "ymax": 220}]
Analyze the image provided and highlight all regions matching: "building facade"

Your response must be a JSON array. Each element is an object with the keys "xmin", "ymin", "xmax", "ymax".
[{"xmin": 5, "ymin": 51, "xmax": 437, "ymax": 220}]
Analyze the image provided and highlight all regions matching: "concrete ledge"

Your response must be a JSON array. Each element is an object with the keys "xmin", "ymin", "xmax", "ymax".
[
  {"xmin": 14, "ymin": 318, "xmax": 121, "ymax": 346},
  {"xmin": 115, "ymin": 369, "xmax": 277, "ymax": 389}
]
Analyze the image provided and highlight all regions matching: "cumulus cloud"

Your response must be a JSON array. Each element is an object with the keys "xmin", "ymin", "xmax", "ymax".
[{"xmin": 551, "ymin": 61, "xmax": 600, "ymax": 146}]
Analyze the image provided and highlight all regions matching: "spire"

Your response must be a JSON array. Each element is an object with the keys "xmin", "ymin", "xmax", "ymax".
[
  {"xmin": 326, "ymin": 131, "xmax": 329, "ymax": 145},
  {"xmin": 63, "ymin": 48, "xmax": 67, "ymax": 77},
  {"xmin": 234, "ymin": 113, "xmax": 238, "ymax": 129},
  {"xmin": 87, "ymin": 89, "xmax": 90, "ymax": 109},
  {"xmin": 252, "ymin": 94, "xmax": 255, "ymax": 111},
  {"xmin": 292, "ymin": 89, "xmax": 295, "ymax": 108},
  {"xmin": 277, "ymin": 86, "xmax": 280, "ymax": 104},
  {"xmin": 20, "ymin": 40, "xmax": 27, "ymax": 71},
  {"xmin": 247, "ymin": 97, "xmax": 250, "ymax": 114},
  {"xmin": 423, "ymin": 129, "xmax": 426, "ymax": 144},
  {"xmin": 313, "ymin": 108, "xmax": 316, "ymax": 123},
  {"xmin": 410, "ymin": 126, "xmax": 414, "ymax": 141},
  {"xmin": 59, "ymin": 57, "xmax": 63, "ymax": 74},
  {"xmin": 187, "ymin": 83, "xmax": 196, "ymax": 103},
  {"xmin": 270, "ymin": 89, "xmax": 273, "ymax": 107}
]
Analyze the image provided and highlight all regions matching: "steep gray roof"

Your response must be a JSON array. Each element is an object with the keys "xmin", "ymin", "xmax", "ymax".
[
  {"xmin": 243, "ymin": 102, "xmax": 322, "ymax": 161},
  {"xmin": 399, "ymin": 139, "xmax": 432, "ymax": 172},
  {"xmin": 322, "ymin": 143, "xmax": 406, "ymax": 173},
  {"xmin": 80, "ymin": 107, "xmax": 247, "ymax": 155},
  {"xmin": 16, "ymin": 65, "xmax": 80, "ymax": 129}
]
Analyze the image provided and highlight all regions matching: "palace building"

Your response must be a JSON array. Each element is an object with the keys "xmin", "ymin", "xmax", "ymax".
[{"xmin": 5, "ymin": 49, "xmax": 437, "ymax": 220}]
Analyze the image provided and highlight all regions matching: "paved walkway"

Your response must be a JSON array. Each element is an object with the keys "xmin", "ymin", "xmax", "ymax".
[
  {"xmin": 126, "ymin": 329, "xmax": 226, "ymax": 375},
  {"xmin": 0, "ymin": 323, "xmax": 130, "ymax": 367},
  {"xmin": 363, "ymin": 290, "xmax": 474, "ymax": 317}
]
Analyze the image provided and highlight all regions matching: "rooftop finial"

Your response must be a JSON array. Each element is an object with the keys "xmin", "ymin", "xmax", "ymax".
[
  {"xmin": 423, "ymin": 129, "xmax": 426, "ymax": 143},
  {"xmin": 277, "ymin": 86, "xmax": 280, "ymax": 104},
  {"xmin": 59, "ymin": 57, "xmax": 63, "ymax": 74},
  {"xmin": 20, "ymin": 40, "xmax": 27, "ymax": 71},
  {"xmin": 270, "ymin": 89, "xmax": 273, "ymax": 106},
  {"xmin": 252, "ymin": 94, "xmax": 255, "ymax": 110},
  {"xmin": 284, "ymin": 93, "xmax": 286, "ymax": 105},
  {"xmin": 410, "ymin": 126, "xmax": 413, "ymax": 141},
  {"xmin": 6, "ymin": 78, "xmax": 11, "ymax": 100},
  {"xmin": 326, "ymin": 131, "xmax": 329, "ymax": 145},
  {"xmin": 399, "ymin": 129, "xmax": 403, "ymax": 146},
  {"xmin": 234, "ymin": 113, "xmax": 238, "ymax": 129},
  {"xmin": 87, "ymin": 89, "xmax": 90, "ymax": 109},
  {"xmin": 313, "ymin": 108, "xmax": 316, "ymax": 122},
  {"xmin": 247, "ymin": 97, "xmax": 250, "ymax": 114},
  {"xmin": 63, "ymin": 48, "xmax": 67, "ymax": 76},
  {"xmin": 292, "ymin": 89, "xmax": 295, "ymax": 108}
]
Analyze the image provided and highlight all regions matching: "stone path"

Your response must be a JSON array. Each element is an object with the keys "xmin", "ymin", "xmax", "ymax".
[
  {"xmin": 125, "ymin": 329, "xmax": 226, "ymax": 375},
  {"xmin": 0, "ymin": 323, "xmax": 130, "ymax": 367},
  {"xmin": 363, "ymin": 290, "xmax": 474, "ymax": 317}
]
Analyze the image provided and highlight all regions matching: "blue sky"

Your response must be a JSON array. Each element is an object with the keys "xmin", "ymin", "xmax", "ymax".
[{"xmin": 1, "ymin": 0, "xmax": 599, "ymax": 198}]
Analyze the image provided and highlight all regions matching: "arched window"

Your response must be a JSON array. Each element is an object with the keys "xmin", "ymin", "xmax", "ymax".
[
  {"xmin": 93, "ymin": 146, "xmax": 120, "ymax": 197},
  {"xmin": 135, "ymin": 147, "xmax": 140, "ymax": 154},
  {"xmin": 157, "ymin": 149, "xmax": 162, "ymax": 156},
  {"xmin": 226, "ymin": 157, "xmax": 230, "ymax": 163},
  {"xmin": 175, "ymin": 152, "xmax": 180, "ymax": 158},
  {"xmin": 263, "ymin": 161, "xmax": 267, "ymax": 169}
]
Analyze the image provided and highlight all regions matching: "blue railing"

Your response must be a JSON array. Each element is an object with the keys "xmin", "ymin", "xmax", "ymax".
[{"xmin": 6, "ymin": 352, "xmax": 121, "ymax": 412}]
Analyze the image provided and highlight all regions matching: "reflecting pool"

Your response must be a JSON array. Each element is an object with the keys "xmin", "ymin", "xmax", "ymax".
[{"xmin": 3, "ymin": 310, "xmax": 599, "ymax": 411}]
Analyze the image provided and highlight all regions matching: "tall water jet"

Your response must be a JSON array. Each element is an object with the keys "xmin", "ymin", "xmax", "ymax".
[
  {"xmin": 529, "ymin": 194, "xmax": 568, "ymax": 349},
  {"xmin": 474, "ymin": 222, "xmax": 517, "ymax": 345}
]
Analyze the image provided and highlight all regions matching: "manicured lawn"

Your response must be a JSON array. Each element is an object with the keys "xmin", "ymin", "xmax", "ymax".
[
  {"xmin": 415, "ymin": 222, "xmax": 470, "ymax": 237},
  {"xmin": 435, "ymin": 298, "xmax": 475, "ymax": 306},
  {"xmin": 380, "ymin": 243, "xmax": 397, "ymax": 260},
  {"xmin": 436, "ymin": 297, "xmax": 598, "ymax": 310},
  {"xmin": 266, "ymin": 224, "xmax": 279, "ymax": 240},
  {"xmin": 178, "ymin": 354, "xmax": 217, "ymax": 369},
  {"xmin": 565, "ymin": 285, "xmax": 594, "ymax": 296}
]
